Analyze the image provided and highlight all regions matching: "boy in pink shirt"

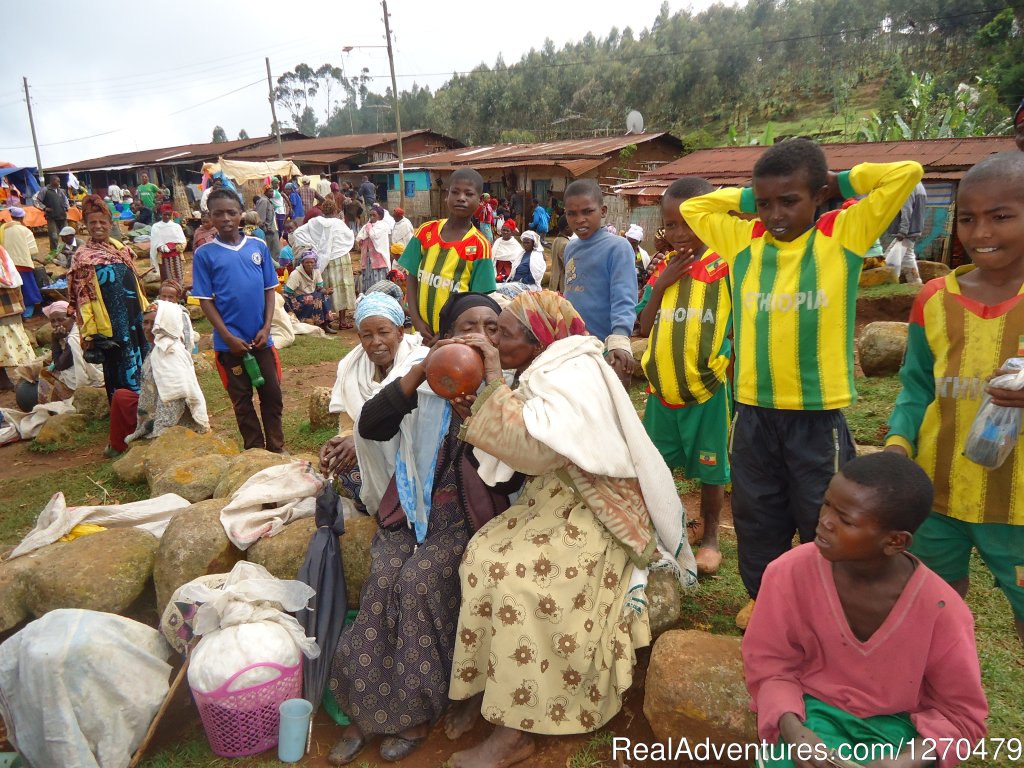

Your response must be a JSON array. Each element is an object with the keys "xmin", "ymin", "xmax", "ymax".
[{"xmin": 743, "ymin": 452, "xmax": 987, "ymax": 768}]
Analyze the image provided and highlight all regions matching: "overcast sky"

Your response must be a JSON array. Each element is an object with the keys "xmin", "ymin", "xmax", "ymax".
[{"xmin": 2, "ymin": 0, "xmax": 734, "ymax": 170}]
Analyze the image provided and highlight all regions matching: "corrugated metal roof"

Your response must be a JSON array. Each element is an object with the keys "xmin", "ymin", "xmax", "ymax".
[
  {"xmin": 360, "ymin": 132, "xmax": 682, "ymax": 170},
  {"xmin": 57, "ymin": 134, "xmax": 302, "ymax": 172},
  {"xmin": 625, "ymin": 137, "xmax": 1015, "ymax": 188},
  {"xmin": 225, "ymin": 129, "xmax": 455, "ymax": 160}
]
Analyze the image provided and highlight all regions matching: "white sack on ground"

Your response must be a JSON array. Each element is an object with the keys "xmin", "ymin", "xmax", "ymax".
[{"xmin": 219, "ymin": 461, "xmax": 326, "ymax": 550}]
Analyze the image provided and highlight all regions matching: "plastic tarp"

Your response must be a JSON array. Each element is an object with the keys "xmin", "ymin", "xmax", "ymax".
[
  {"xmin": 0, "ymin": 609, "xmax": 172, "ymax": 768},
  {"xmin": 0, "ymin": 166, "xmax": 41, "ymax": 197},
  {"xmin": 213, "ymin": 157, "xmax": 302, "ymax": 183}
]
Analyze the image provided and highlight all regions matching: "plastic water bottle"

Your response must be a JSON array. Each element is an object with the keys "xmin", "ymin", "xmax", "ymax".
[{"xmin": 242, "ymin": 353, "xmax": 265, "ymax": 388}]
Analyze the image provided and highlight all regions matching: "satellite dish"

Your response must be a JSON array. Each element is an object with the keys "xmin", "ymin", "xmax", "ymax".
[{"xmin": 626, "ymin": 110, "xmax": 645, "ymax": 135}]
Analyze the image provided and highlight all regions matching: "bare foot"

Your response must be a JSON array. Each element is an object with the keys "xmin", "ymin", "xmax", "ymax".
[
  {"xmin": 449, "ymin": 726, "xmax": 535, "ymax": 768},
  {"xmin": 445, "ymin": 693, "xmax": 483, "ymax": 740}
]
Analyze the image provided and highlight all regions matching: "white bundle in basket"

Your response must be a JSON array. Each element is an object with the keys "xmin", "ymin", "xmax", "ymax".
[{"xmin": 178, "ymin": 562, "xmax": 319, "ymax": 694}]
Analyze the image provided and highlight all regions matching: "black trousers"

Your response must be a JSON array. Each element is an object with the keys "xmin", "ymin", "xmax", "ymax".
[
  {"xmin": 215, "ymin": 345, "xmax": 284, "ymax": 452},
  {"xmin": 730, "ymin": 403, "xmax": 856, "ymax": 598}
]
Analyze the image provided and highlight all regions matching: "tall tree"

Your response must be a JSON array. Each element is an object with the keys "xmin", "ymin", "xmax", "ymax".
[
  {"xmin": 238, "ymin": 128, "xmax": 250, "ymax": 140},
  {"xmin": 211, "ymin": 125, "xmax": 227, "ymax": 143}
]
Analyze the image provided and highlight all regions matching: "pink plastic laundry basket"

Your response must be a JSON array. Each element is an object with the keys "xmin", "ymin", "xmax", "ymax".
[{"xmin": 191, "ymin": 660, "xmax": 303, "ymax": 758}]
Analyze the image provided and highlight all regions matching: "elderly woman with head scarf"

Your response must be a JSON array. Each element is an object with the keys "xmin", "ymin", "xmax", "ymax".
[
  {"xmin": 443, "ymin": 291, "xmax": 697, "ymax": 768},
  {"xmin": 150, "ymin": 204, "xmax": 187, "ymax": 284},
  {"xmin": 490, "ymin": 220, "xmax": 522, "ymax": 283},
  {"xmin": 68, "ymin": 194, "xmax": 150, "ymax": 401},
  {"xmin": 16, "ymin": 300, "xmax": 103, "ymax": 404},
  {"xmin": 106, "ymin": 300, "xmax": 209, "ymax": 456},
  {"xmin": 0, "ymin": 244, "xmax": 36, "ymax": 391},
  {"xmin": 283, "ymin": 248, "xmax": 336, "ymax": 333},
  {"xmin": 327, "ymin": 291, "xmax": 522, "ymax": 767},
  {"xmin": 356, "ymin": 207, "xmax": 391, "ymax": 294},
  {"xmin": 320, "ymin": 290, "xmax": 421, "ymax": 512},
  {"xmin": 495, "ymin": 230, "xmax": 546, "ymax": 299},
  {"xmin": 292, "ymin": 198, "xmax": 356, "ymax": 329}
]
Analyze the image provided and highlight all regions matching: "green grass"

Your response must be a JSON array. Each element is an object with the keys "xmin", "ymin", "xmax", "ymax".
[
  {"xmin": 0, "ymin": 461, "xmax": 148, "ymax": 549},
  {"xmin": 27, "ymin": 417, "xmax": 107, "ymax": 454},
  {"xmin": 857, "ymin": 283, "xmax": 922, "ymax": 300},
  {"xmin": 277, "ymin": 336, "xmax": 349, "ymax": 368},
  {"xmin": 843, "ymin": 375, "xmax": 902, "ymax": 446},
  {"xmin": 566, "ymin": 731, "xmax": 617, "ymax": 768},
  {"xmin": 139, "ymin": 728, "xmax": 285, "ymax": 767}
]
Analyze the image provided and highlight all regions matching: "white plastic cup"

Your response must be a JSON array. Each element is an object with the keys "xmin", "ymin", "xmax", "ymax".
[{"xmin": 278, "ymin": 698, "xmax": 313, "ymax": 763}]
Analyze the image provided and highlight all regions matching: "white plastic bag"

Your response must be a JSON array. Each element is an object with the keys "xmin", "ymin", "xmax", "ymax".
[
  {"xmin": 883, "ymin": 238, "xmax": 907, "ymax": 271},
  {"xmin": 964, "ymin": 358, "xmax": 1024, "ymax": 469},
  {"xmin": 188, "ymin": 621, "xmax": 300, "ymax": 693}
]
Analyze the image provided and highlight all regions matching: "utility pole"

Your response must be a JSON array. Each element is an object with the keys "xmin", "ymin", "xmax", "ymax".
[
  {"xmin": 382, "ymin": 0, "xmax": 405, "ymax": 208},
  {"xmin": 266, "ymin": 58, "xmax": 284, "ymax": 160},
  {"xmin": 340, "ymin": 49, "xmax": 356, "ymax": 135},
  {"xmin": 22, "ymin": 77, "xmax": 43, "ymax": 183}
]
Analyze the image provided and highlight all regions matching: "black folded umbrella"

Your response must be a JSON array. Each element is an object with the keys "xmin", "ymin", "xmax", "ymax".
[{"xmin": 295, "ymin": 484, "xmax": 349, "ymax": 713}]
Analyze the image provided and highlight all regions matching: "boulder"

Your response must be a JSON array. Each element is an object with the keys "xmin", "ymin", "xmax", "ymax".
[
  {"xmin": 34, "ymin": 413, "xmax": 88, "ymax": 448},
  {"xmin": 143, "ymin": 426, "xmax": 239, "ymax": 486},
  {"xmin": 33, "ymin": 323, "xmax": 53, "ymax": 348},
  {"xmin": 247, "ymin": 517, "xmax": 317, "ymax": 580},
  {"xmin": 153, "ymin": 498, "xmax": 243, "ymax": 612},
  {"xmin": 213, "ymin": 449, "xmax": 294, "ymax": 499},
  {"xmin": 644, "ymin": 630, "xmax": 756, "ymax": 759},
  {"xmin": 646, "ymin": 569, "xmax": 681, "ymax": 637},
  {"xmin": 72, "ymin": 386, "xmax": 110, "ymax": 420},
  {"xmin": 21, "ymin": 528, "xmax": 159, "ymax": 618},
  {"xmin": 187, "ymin": 304, "xmax": 205, "ymax": 322},
  {"xmin": 858, "ymin": 321, "xmax": 909, "ymax": 377},
  {"xmin": 0, "ymin": 550, "xmax": 51, "ymax": 632},
  {"xmin": 113, "ymin": 443, "xmax": 152, "ymax": 484},
  {"xmin": 859, "ymin": 266, "xmax": 898, "ymax": 288},
  {"xmin": 192, "ymin": 353, "xmax": 214, "ymax": 374},
  {"xmin": 340, "ymin": 515, "xmax": 377, "ymax": 609},
  {"xmin": 151, "ymin": 454, "xmax": 230, "ymax": 503},
  {"xmin": 631, "ymin": 338, "xmax": 649, "ymax": 380},
  {"xmin": 308, "ymin": 387, "xmax": 336, "ymax": 431},
  {"xmin": 917, "ymin": 260, "xmax": 950, "ymax": 283}
]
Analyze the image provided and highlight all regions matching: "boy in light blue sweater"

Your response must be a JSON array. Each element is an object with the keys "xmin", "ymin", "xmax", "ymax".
[{"xmin": 562, "ymin": 179, "xmax": 638, "ymax": 383}]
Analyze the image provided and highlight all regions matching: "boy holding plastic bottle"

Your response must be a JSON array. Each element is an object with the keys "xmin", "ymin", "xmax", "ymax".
[{"xmin": 885, "ymin": 152, "xmax": 1024, "ymax": 643}]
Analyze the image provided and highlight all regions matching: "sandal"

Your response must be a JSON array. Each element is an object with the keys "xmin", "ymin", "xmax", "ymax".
[{"xmin": 380, "ymin": 735, "xmax": 425, "ymax": 762}]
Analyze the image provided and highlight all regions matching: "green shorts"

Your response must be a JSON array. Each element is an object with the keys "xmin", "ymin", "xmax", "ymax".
[
  {"xmin": 643, "ymin": 384, "xmax": 731, "ymax": 485},
  {"xmin": 910, "ymin": 511, "xmax": 1024, "ymax": 619}
]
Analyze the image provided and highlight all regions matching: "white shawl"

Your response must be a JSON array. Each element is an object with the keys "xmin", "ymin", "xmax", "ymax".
[
  {"xmin": 476, "ymin": 335, "xmax": 697, "ymax": 588},
  {"xmin": 392, "ymin": 217, "xmax": 414, "ymax": 248},
  {"xmin": 491, "ymin": 236, "xmax": 523, "ymax": 264},
  {"xmin": 149, "ymin": 220, "xmax": 186, "ymax": 260},
  {"xmin": 507, "ymin": 248, "xmax": 546, "ymax": 287},
  {"xmin": 328, "ymin": 334, "xmax": 423, "ymax": 515},
  {"xmin": 357, "ymin": 220, "xmax": 391, "ymax": 268},
  {"xmin": 292, "ymin": 216, "xmax": 354, "ymax": 270},
  {"xmin": 150, "ymin": 301, "xmax": 209, "ymax": 430}
]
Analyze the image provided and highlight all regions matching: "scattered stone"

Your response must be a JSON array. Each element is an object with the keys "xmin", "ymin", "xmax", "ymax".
[
  {"xmin": 917, "ymin": 260, "xmax": 950, "ymax": 282},
  {"xmin": 151, "ymin": 454, "xmax": 230, "ymax": 503},
  {"xmin": 856, "ymin": 444, "xmax": 883, "ymax": 457},
  {"xmin": 187, "ymin": 304, "xmax": 205, "ymax": 322},
  {"xmin": 113, "ymin": 443, "xmax": 152, "ymax": 484},
  {"xmin": 858, "ymin": 321, "xmax": 909, "ymax": 377},
  {"xmin": 247, "ymin": 517, "xmax": 317, "ymax": 580},
  {"xmin": 213, "ymin": 449, "xmax": 294, "ymax": 499},
  {"xmin": 33, "ymin": 323, "xmax": 53, "ymax": 348},
  {"xmin": 192, "ymin": 353, "xmax": 214, "ymax": 374},
  {"xmin": 153, "ymin": 498, "xmax": 243, "ymax": 612},
  {"xmin": 73, "ymin": 386, "xmax": 110, "ymax": 420},
  {"xmin": 859, "ymin": 266, "xmax": 898, "ymax": 288},
  {"xmin": 646, "ymin": 569, "xmax": 681, "ymax": 638},
  {"xmin": 21, "ymin": 528, "xmax": 159, "ymax": 618},
  {"xmin": 143, "ymin": 426, "xmax": 239, "ymax": 486},
  {"xmin": 35, "ymin": 413, "xmax": 88, "ymax": 448},
  {"xmin": 631, "ymin": 338, "xmax": 649, "ymax": 379},
  {"xmin": 644, "ymin": 630, "xmax": 756, "ymax": 756},
  {"xmin": 308, "ymin": 387, "xmax": 336, "ymax": 431}
]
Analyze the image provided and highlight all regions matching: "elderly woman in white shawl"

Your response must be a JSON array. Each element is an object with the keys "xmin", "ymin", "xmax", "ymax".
[
  {"xmin": 319, "ymin": 292, "xmax": 421, "ymax": 513},
  {"xmin": 356, "ymin": 206, "xmax": 392, "ymax": 294},
  {"xmin": 292, "ymin": 198, "xmax": 357, "ymax": 329},
  {"xmin": 495, "ymin": 230, "xmax": 545, "ymax": 300},
  {"xmin": 443, "ymin": 290, "xmax": 697, "ymax": 768},
  {"xmin": 490, "ymin": 220, "xmax": 522, "ymax": 283}
]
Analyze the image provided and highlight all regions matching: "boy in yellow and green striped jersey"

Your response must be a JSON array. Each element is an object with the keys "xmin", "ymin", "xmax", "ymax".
[
  {"xmin": 638, "ymin": 177, "xmax": 732, "ymax": 576},
  {"xmin": 886, "ymin": 152, "xmax": 1024, "ymax": 644},
  {"xmin": 681, "ymin": 139, "xmax": 923, "ymax": 626},
  {"xmin": 398, "ymin": 168, "xmax": 496, "ymax": 344}
]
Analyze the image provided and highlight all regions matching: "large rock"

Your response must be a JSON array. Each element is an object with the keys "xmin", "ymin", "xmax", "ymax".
[
  {"xmin": 858, "ymin": 321, "xmax": 909, "ymax": 377},
  {"xmin": 644, "ymin": 630, "xmax": 756, "ymax": 759},
  {"xmin": 143, "ymin": 426, "xmax": 239, "ymax": 486},
  {"xmin": 21, "ymin": 528, "xmax": 159, "ymax": 617},
  {"xmin": 151, "ymin": 454, "xmax": 230, "ymax": 503},
  {"xmin": 113, "ymin": 443, "xmax": 152, "ymax": 484},
  {"xmin": 308, "ymin": 387, "xmax": 336, "ymax": 431},
  {"xmin": 859, "ymin": 266, "xmax": 898, "ymax": 288},
  {"xmin": 213, "ymin": 449, "xmax": 294, "ymax": 499},
  {"xmin": 247, "ymin": 517, "xmax": 317, "ymax": 579},
  {"xmin": 340, "ymin": 515, "xmax": 377, "ymax": 609},
  {"xmin": 646, "ymin": 569, "xmax": 681, "ymax": 637},
  {"xmin": 631, "ymin": 338, "xmax": 649, "ymax": 380},
  {"xmin": 187, "ymin": 304, "xmax": 205, "ymax": 322},
  {"xmin": 153, "ymin": 498, "xmax": 243, "ymax": 612},
  {"xmin": 33, "ymin": 323, "xmax": 53, "ymax": 348},
  {"xmin": 192, "ymin": 352, "xmax": 214, "ymax": 374},
  {"xmin": 0, "ymin": 550, "xmax": 51, "ymax": 632},
  {"xmin": 73, "ymin": 386, "xmax": 110, "ymax": 420},
  {"xmin": 917, "ymin": 260, "xmax": 950, "ymax": 282},
  {"xmin": 35, "ymin": 413, "xmax": 88, "ymax": 448}
]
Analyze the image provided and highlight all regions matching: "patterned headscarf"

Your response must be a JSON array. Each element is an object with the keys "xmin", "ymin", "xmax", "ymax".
[
  {"xmin": 354, "ymin": 292, "xmax": 404, "ymax": 328},
  {"xmin": 506, "ymin": 290, "xmax": 587, "ymax": 347},
  {"xmin": 82, "ymin": 194, "xmax": 112, "ymax": 222}
]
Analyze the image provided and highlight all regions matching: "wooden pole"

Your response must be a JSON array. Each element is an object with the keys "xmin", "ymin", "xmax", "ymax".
[
  {"xmin": 382, "ymin": 0, "xmax": 405, "ymax": 208},
  {"xmin": 22, "ymin": 77, "xmax": 44, "ymax": 183},
  {"xmin": 128, "ymin": 649, "xmax": 192, "ymax": 768},
  {"xmin": 266, "ymin": 58, "xmax": 284, "ymax": 160}
]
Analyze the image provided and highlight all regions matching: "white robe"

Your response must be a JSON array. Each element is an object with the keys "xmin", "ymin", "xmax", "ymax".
[
  {"xmin": 292, "ymin": 216, "xmax": 354, "ymax": 272},
  {"xmin": 391, "ymin": 218, "xmax": 414, "ymax": 249},
  {"xmin": 149, "ymin": 220, "xmax": 186, "ymax": 260}
]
